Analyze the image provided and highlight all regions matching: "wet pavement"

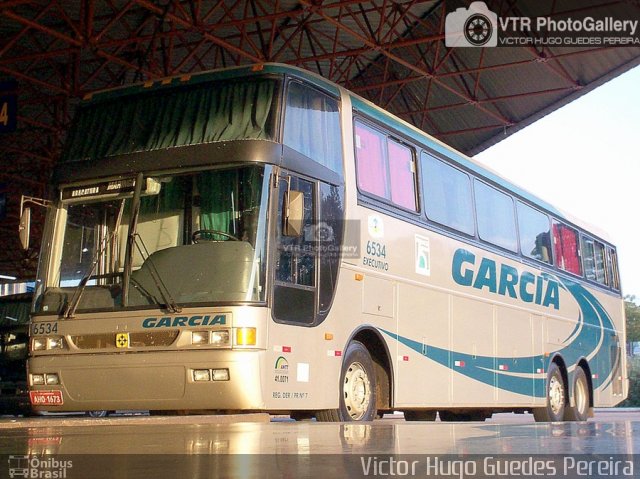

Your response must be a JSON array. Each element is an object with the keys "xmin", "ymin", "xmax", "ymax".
[{"xmin": 0, "ymin": 410, "xmax": 638, "ymax": 478}]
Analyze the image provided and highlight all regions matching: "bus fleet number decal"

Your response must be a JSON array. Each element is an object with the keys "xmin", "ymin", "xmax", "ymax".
[{"xmin": 363, "ymin": 240, "xmax": 389, "ymax": 271}]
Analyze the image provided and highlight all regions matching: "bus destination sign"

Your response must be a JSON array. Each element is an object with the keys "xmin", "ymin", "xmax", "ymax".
[{"xmin": 62, "ymin": 178, "xmax": 136, "ymax": 200}]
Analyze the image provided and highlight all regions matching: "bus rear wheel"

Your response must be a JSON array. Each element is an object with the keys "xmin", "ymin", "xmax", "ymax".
[
  {"xmin": 564, "ymin": 366, "xmax": 590, "ymax": 422},
  {"xmin": 533, "ymin": 362, "xmax": 566, "ymax": 422},
  {"xmin": 317, "ymin": 341, "xmax": 377, "ymax": 422}
]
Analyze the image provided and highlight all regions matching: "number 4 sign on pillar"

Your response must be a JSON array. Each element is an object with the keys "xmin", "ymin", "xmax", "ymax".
[{"xmin": 0, "ymin": 94, "xmax": 17, "ymax": 133}]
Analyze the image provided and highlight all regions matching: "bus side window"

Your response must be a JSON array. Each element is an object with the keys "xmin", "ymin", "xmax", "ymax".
[
  {"xmin": 516, "ymin": 201, "xmax": 552, "ymax": 264},
  {"xmin": 318, "ymin": 183, "xmax": 344, "ymax": 313},
  {"xmin": 474, "ymin": 180, "xmax": 518, "ymax": 252},
  {"xmin": 607, "ymin": 247, "xmax": 620, "ymax": 290},
  {"xmin": 355, "ymin": 122, "xmax": 387, "ymax": 198},
  {"xmin": 283, "ymin": 81, "xmax": 342, "ymax": 174},
  {"xmin": 582, "ymin": 235, "xmax": 607, "ymax": 285},
  {"xmin": 422, "ymin": 153, "xmax": 474, "ymax": 236},
  {"xmin": 354, "ymin": 120, "xmax": 417, "ymax": 211},
  {"xmin": 552, "ymin": 222, "xmax": 582, "ymax": 276}
]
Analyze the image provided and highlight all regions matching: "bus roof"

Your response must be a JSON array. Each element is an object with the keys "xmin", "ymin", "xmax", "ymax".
[{"xmin": 82, "ymin": 63, "xmax": 340, "ymax": 103}]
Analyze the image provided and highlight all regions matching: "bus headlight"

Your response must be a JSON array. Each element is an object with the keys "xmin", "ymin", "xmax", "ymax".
[
  {"xmin": 45, "ymin": 374, "xmax": 60, "ymax": 385},
  {"xmin": 32, "ymin": 337, "xmax": 66, "ymax": 351},
  {"xmin": 47, "ymin": 337, "xmax": 65, "ymax": 350},
  {"xmin": 191, "ymin": 331, "xmax": 209, "ymax": 345},
  {"xmin": 234, "ymin": 327, "xmax": 256, "ymax": 346},
  {"xmin": 31, "ymin": 374, "xmax": 45, "ymax": 385},
  {"xmin": 210, "ymin": 330, "xmax": 230, "ymax": 346},
  {"xmin": 193, "ymin": 369, "xmax": 211, "ymax": 382},
  {"xmin": 32, "ymin": 338, "xmax": 47, "ymax": 351}
]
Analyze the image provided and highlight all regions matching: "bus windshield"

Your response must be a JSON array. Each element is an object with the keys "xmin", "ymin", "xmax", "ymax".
[{"xmin": 37, "ymin": 165, "xmax": 269, "ymax": 315}]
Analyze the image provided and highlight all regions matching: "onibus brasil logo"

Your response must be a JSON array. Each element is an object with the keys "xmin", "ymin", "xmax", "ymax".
[{"xmin": 8, "ymin": 456, "xmax": 72, "ymax": 478}]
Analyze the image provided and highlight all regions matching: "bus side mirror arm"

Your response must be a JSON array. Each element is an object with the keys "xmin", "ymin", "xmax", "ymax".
[{"xmin": 19, "ymin": 195, "xmax": 51, "ymax": 250}]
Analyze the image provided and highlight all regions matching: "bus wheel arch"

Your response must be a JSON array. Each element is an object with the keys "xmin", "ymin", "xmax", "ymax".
[
  {"xmin": 316, "ymin": 327, "xmax": 392, "ymax": 422},
  {"xmin": 534, "ymin": 355, "xmax": 569, "ymax": 422},
  {"xmin": 350, "ymin": 327, "xmax": 393, "ymax": 413}
]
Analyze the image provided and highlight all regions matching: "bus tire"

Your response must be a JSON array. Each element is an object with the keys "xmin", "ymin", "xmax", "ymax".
[
  {"xmin": 564, "ymin": 366, "xmax": 590, "ymax": 422},
  {"xmin": 533, "ymin": 362, "xmax": 566, "ymax": 422},
  {"xmin": 404, "ymin": 410, "xmax": 437, "ymax": 421},
  {"xmin": 316, "ymin": 409, "xmax": 340, "ymax": 422},
  {"xmin": 340, "ymin": 341, "xmax": 377, "ymax": 421},
  {"xmin": 316, "ymin": 341, "xmax": 377, "ymax": 422}
]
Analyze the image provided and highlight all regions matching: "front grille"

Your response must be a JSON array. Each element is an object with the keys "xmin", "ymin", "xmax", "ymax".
[{"xmin": 69, "ymin": 331, "xmax": 179, "ymax": 349}]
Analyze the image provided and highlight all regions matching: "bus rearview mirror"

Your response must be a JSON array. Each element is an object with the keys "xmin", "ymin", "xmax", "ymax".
[
  {"xmin": 284, "ymin": 190, "xmax": 304, "ymax": 237},
  {"xmin": 19, "ymin": 207, "xmax": 31, "ymax": 250}
]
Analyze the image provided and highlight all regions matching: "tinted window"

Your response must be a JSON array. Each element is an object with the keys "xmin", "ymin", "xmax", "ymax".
[
  {"xmin": 552, "ymin": 222, "xmax": 582, "ymax": 275},
  {"xmin": 608, "ymin": 247, "xmax": 620, "ymax": 290},
  {"xmin": 582, "ymin": 236, "xmax": 607, "ymax": 284},
  {"xmin": 355, "ymin": 122, "xmax": 387, "ymax": 198},
  {"xmin": 273, "ymin": 176, "xmax": 316, "ymax": 324},
  {"xmin": 388, "ymin": 140, "xmax": 417, "ymax": 211},
  {"xmin": 517, "ymin": 202, "xmax": 552, "ymax": 264},
  {"xmin": 284, "ymin": 82, "xmax": 342, "ymax": 173},
  {"xmin": 355, "ymin": 120, "xmax": 417, "ymax": 211},
  {"xmin": 318, "ymin": 183, "xmax": 344, "ymax": 312},
  {"xmin": 422, "ymin": 154, "xmax": 474, "ymax": 235},
  {"xmin": 475, "ymin": 180, "xmax": 517, "ymax": 251}
]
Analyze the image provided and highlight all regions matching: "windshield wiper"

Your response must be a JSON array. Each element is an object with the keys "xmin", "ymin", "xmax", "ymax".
[
  {"xmin": 130, "ymin": 234, "xmax": 181, "ymax": 314},
  {"xmin": 62, "ymin": 198, "xmax": 126, "ymax": 319},
  {"xmin": 121, "ymin": 173, "xmax": 180, "ymax": 314}
]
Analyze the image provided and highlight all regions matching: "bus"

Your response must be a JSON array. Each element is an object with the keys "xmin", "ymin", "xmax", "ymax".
[
  {"xmin": 0, "ymin": 292, "xmax": 32, "ymax": 415},
  {"xmin": 25, "ymin": 63, "xmax": 626, "ymax": 422}
]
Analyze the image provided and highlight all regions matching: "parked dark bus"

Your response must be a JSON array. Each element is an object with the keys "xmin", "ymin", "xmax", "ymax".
[{"xmin": 0, "ymin": 292, "xmax": 32, "ymax": 415}]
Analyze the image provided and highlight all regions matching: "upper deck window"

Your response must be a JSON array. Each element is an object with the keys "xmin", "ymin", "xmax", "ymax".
[
  {"xmin": 63, "ymin": 77, "xmax": 280, "ymax": 162},
  {"xmin": 422, "ymin": 154, "xmax": 474, "ymax": 235},
  {"xmin": 517, "ymin": 201, "xmax": 552, "ymax": 264},
  {"xmin": 283, "ymin": 81, "xmax": 342, "ymax": 174},
  {"xmin": 553, "ymin": 222, "xmax": 582, "ymax": 276},
  {"xmin": 354, "ymin": 120, "xmax": 417, "ymax": 212},
  {"xmin": 474, "ymin": 180, "xmax": 518, "ymax": 252},
  {"xmin": 582, "ymin": 236, "xmax": 607, "ymax": 284}
]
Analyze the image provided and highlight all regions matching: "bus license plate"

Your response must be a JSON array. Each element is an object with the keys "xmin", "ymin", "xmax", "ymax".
[{"xmin": 30, "ymin": 390, "xmax": 64, "ymax": 406}]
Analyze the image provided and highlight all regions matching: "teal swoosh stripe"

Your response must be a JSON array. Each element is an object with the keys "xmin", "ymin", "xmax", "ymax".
[{"xmin": 380, "ymin": 276, "xmax": 618, "ymax": 397}]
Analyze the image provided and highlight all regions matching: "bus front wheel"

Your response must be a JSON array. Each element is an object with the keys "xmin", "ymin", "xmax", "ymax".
[
  {"xmin": 533, "ymin": 362, "xmax": 566, "ymax": 422},
  {"xmin": 317, "ymin": 341, "xmax": 377, "ymax": 422}
]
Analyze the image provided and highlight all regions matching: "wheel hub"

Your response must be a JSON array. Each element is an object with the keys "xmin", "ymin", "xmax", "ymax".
[
  {"xmin": 549, "ymin": 375, "xmax": 564, "ymax": 415},
  {"xmin": 343, "ymin": 361, "xmax": 371, "ymax": 420}
]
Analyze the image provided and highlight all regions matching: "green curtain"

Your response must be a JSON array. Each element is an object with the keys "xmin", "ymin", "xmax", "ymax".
[
  {"xmin": 63, "ymin": 78, "xmax": 278, "ymax": 162},
  {"xmin": 139, "ymin": 177, "xmax": 185, "ymax": 215},
  {"xmin": 197, "ymin": 167, "xmax": 261, "ymax": 235}
]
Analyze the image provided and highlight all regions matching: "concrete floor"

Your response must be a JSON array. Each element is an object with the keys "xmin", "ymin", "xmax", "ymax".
[{"xmin": 1, "ymin": 410, "xmax": 638, "ymax": 478}]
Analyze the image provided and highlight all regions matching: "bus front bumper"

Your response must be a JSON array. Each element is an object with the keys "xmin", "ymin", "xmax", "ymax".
[{"xmin": 28, "ymin": 349, "xmax": 264, "ymax": 412}]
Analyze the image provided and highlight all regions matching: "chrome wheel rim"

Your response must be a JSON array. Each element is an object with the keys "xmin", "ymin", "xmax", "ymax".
[
  {"xmin": 549, "ymin": 374, "xmax": 565, "ymax": 416},
  {"xmin": 343, "ymin": 361, "xmax": 371, "ymax": 420}
]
